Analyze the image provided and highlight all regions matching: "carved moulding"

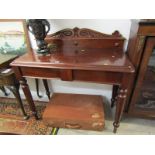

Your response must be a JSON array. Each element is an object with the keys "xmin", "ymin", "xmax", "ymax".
[{"xmin": 47, "ymin": 27, "xmax": 123, "ymax": 39}]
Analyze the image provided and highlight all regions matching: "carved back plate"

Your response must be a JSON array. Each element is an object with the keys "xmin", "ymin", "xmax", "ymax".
[{"xmin": 45, "ymin": 27, "xmax": 125, "ymax": 55}]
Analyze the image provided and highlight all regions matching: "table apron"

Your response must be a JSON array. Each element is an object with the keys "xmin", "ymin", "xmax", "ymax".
[{"xmin": 20, "ymin": 66, "xmax": 123, "ymax": 85}]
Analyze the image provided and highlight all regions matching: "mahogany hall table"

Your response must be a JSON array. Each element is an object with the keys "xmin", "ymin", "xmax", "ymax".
[
  {"xmin": 10, "ymin": 28, "xmax": 135, "ymax": 133},
  {"xmin": 11, "ymin": 49, "xmax": 134, "ymax": 133}
]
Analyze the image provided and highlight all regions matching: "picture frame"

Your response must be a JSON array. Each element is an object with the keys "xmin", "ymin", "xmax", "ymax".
[{"xmin": 0, "ymin": 19, "xmax": 31, "ymax": 56}]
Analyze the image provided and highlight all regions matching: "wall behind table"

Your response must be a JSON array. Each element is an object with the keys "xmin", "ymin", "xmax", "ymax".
[{"xmin": 0, "ymin": 19, "xmax": 131, "ymax": 102}]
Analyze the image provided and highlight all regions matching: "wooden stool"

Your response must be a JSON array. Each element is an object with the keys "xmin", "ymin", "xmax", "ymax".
[
  {"xmin": 0, "ymin": 68, "xmax": 29, "ymax": 120},
  {"xmin": 43, "ymin": 93, "xmax": 105, "ymax": 131}
]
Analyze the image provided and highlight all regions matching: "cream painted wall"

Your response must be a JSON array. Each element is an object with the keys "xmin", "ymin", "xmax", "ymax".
[{"xmin": 0, "ymin": 19, "xmax": 132, "ymax": 103}]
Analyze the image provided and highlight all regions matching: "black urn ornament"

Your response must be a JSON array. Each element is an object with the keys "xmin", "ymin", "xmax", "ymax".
[{"xmin": 27, "ymin": 19, "xmax": 50, "ymax": 55}]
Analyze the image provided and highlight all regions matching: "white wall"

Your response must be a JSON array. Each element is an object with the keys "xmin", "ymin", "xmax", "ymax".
[
  {"xmin": 0, "ymin": 19, "xmax": 132, "ymax": 103},
  {"xmin": 30, "ymin": 19, "xmax": 131, "ymax": 49}
]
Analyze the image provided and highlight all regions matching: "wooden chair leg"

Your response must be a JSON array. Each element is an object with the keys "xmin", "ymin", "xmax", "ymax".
[
  {"xmin": 0, "ymin": 86, "xmax": 9, "ymax": 96},
  {"xmin": 35, "ymin": 78, "xmax": 50, "ymax": 100},
  {"xmin": 111, "ymin": 85, "xmax": 119, "ymax": 108},
  {"xmin": 43, "ymin": 79, "xmax": 51, "ymax": 100},
  {"xmin": 7, "ymin": 85, "xmax": 29, "ymax": 120},
  {"xmin": 35, "ymin": 79, "xmax": 42, "ymax": 98}
]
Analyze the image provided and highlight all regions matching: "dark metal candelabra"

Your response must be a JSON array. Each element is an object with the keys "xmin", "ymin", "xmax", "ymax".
[{"xmin": 27, "ymin": 19, "xmax": 50, "ymax": 55}]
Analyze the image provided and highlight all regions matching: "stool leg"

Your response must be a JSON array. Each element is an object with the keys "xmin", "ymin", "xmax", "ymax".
[
  {"xmin": 43, "ymin": 79, "xmax": 51, "ymax": 100},
  {"xmin": 7, "ymin": 85, "xmax": 29, "ymax": 120},
  {"xmin": 0, "ymin": 86, "xmax": 9, "ymax": 96},
  {"xmin": 111, "ymin": 85, "xmax": 119, "ymax": 108}
]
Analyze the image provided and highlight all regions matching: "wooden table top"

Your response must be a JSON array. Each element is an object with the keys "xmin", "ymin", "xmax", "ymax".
[{"xmin": 11, "ymin": 49, "xmax": 135, "ymax": 73}]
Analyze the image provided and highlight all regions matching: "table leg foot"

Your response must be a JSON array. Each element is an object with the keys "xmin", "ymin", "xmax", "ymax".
[
  {"xmin": 32, "ymin": 112, "xmax": 40, "ymax": 120},
  {"xmin": 23, "ymin": 115, "xmax": 30, "ymax": 120},
  {"xmin": 113, "ymin": 122, "xmax": 119, "ymax": 133},
  {"xmin": 113, "ymin": 128, "xmax": 117, "ymax": 133}
]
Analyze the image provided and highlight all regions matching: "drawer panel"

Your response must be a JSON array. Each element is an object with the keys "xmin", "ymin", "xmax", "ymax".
[
  {"xmin": 73, "ymin": 70, "xmax": 122, "ymax": 85},
  {"xmin": 21, "ymin": 67, "xmax": 60, "ymax": 79}
]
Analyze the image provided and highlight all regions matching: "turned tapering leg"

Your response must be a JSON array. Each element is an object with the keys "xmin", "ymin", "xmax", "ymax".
[
  {"xmin": 113, "ymin": 74, "xmax": 131, "ymax": 133},
  {"xmin": 43, "ymin": 79, "xmax": 50, "ymax": 100},
  {"xmin": 111, "ymin": 85, "xmax": 119, "ymax": 108},
  {"xmin": 113, "ymin": 87, "xmax": 128, "ymax": 133},
  {"xmin": 12, "ymin": 67, "xmax": 39, "ymax": 120},
  {"xmin": 20, "ymin": 78, "xmax": 39, "ymax": 119}
]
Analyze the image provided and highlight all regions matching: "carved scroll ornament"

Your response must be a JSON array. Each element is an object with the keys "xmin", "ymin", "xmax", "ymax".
[{"xmin": 47, "ymin": 27, "xmax": 123, "ymax": 39}]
